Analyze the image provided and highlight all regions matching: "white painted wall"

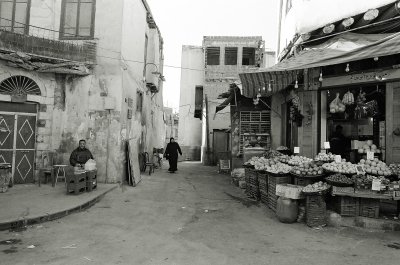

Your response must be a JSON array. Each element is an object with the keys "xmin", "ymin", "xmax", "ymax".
[{"xmin": 178, "ymin": 46, "xmax": 203, "ymax": 148}]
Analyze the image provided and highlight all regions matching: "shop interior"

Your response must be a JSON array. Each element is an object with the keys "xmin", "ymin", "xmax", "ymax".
[{"xmin": 320, "ymin": 83, "xmax": 386, "ymax": 163}]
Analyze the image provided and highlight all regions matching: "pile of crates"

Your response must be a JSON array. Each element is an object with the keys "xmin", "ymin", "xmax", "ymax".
[
  {"xmin": 245, "ymin": 168, "xmax": 259, "ymax": 200},
  {"xmin": 66, "ymin": 168, "xmax": 98, "ymax": 195},
  {"xmin": 267, "ymin": 173, "xmax": 291, "ymax": 212},
  {"xmin": 332, "ymin": 196, "xmax": 379, "ymax": 218}
]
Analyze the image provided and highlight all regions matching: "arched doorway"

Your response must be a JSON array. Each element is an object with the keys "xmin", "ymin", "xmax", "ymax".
[{"xmin": 0, "ymin": 76, "xmax": 40, "ymax": 184}]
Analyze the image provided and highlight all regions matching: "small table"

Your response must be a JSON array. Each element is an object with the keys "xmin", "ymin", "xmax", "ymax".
[{"xmin": 52, "ymin": 165, "xmax": 68, "ymax": 187}]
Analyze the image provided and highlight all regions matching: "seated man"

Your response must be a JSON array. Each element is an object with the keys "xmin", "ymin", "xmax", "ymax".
[{"xmin": 70, "ymin": 139, "xmax": 94, "ymax": 167}]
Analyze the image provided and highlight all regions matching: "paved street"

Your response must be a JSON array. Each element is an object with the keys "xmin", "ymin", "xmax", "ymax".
[{"xmin": 1, "ymin": 162, "xmax": 400, "ymax": 265}]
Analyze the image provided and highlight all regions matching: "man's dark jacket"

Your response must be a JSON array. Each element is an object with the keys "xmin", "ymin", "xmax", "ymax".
[{"xmin": 70, "ymin": 148, "xmax": 94, "ymax": 166}]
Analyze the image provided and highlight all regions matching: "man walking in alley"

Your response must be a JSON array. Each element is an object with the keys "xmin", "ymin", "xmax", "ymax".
[
  {"xmin": 164, "ymin": 137, "xmax": 182, "ymax": 173},
  {"xmin": 70, "ymin": 140, "xmax": 94, "ymax": 168}
]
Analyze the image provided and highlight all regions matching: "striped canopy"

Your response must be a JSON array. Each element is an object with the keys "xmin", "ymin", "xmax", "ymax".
[{"xmin": 239, "ymin": 32, "xmax": 400, "ymax": 98}]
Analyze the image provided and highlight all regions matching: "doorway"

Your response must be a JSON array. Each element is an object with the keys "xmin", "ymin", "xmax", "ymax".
[
  {"xmin": 213, "ymin": 129, "xmax": 230, "ymax": 165},
  {"xmin": 0, "ymin": 102, "xmax": 37, "ymax": 184}
]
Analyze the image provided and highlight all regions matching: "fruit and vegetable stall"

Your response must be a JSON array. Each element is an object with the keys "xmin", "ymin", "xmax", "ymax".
[{"xmin": 237, "ymin": 147, "xmax": 400, "ymax": 227}]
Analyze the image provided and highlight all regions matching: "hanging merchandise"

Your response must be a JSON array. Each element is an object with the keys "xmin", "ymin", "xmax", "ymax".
[
  {"xmin": 329, "ymin": 93, "xmax": 346, "ymax": 113},
  {"xmin": 357, "ymin": 88, "xmax": 366, "ymax": 104},
  {"xmin": 342, "ymin": 90, "xmax": 354, "ymax": 106}
]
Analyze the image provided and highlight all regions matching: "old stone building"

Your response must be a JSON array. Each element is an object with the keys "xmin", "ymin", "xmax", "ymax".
[{"xmin": 0, "ymin": 0, "xmax": 165, "ymax": 184}]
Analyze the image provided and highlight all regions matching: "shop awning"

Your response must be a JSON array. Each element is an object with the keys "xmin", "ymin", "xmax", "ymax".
[{"xmin": 240, "ymin": 32, "xmax": 400, "ymax": 97}]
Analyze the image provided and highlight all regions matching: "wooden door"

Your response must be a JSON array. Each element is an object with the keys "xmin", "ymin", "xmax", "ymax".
[
  {"xmin": 213, "ymin": 130, "xmax": 229, "ymax": 165},
  {"xmin": 0, "ymin": 114, "xmax": 15, "ymax": 169},
  {"xmin": 14, "ymin": 115, "xmax": 36, "ymax": 183},
  {"xmin": 386, "ymin": 82, "xmax": 400, "ymax": 163},
  {"xmin": 0, "ymin": 111, "xmax": 36, "ymax": 184}
]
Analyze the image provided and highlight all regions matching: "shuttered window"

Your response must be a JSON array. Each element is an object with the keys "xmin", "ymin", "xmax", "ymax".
[
  {"xmin": 0, "ymin": 0, "xmax": 30, "ymax": 34},
  {"xmin": 225, "ymin": 47, "xmax": 238, "ymax": 65},
  {"xmin": 60, "ymin": 0, "xmax": 96, "ymax": 39},
  {"xmin": 242, "ymin": 47, "xmax": 256, "ymax": 66},
  {"xmin": 206, "ymin": 47, "xmax": 220, "ymax": 65}
]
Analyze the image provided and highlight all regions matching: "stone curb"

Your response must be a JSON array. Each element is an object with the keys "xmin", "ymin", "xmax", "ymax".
[{"xmin": 0, "ymin": 185, "xmax": 118, "ymax": 231}]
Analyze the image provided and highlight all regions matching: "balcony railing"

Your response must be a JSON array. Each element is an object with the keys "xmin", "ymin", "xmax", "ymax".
[{"xmin": 0, "ymin": 28, "xmax": 96, "ymax": 64}]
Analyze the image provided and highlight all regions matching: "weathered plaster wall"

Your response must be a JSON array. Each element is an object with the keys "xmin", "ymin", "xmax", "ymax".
[
  {"xmin": 120, "ymin": 0, "xmax": 165, "ymax": 158},
  {"xmin": 178, "ymin": 46, "xmax": 203, "ymax": 153}
]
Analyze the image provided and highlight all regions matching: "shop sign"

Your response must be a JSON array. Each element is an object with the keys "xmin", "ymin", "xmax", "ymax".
[
  {"xmin": 322, "ymin": 68, "xmax": 400, "ymax": 88},
  {"xmin": 334, "ymin": 155, "xmax": 342, "ymax": 163},
  {"xmin": 294, "ymin": 147, "xmax": 300, "ymax": 154},
  {"xmin": 367, "ymin": 151, "xmax": 374, "ymax": 160},
  {"xmin": 372, "ymin": 179, "xmax": 381, "ymax": 191},
  {"xmin": 323, "ymin": 142, "xmax": 330, "ymax": 150}
]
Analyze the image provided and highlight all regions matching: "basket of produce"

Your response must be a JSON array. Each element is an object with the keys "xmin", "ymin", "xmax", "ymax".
[
  {"xmin": 314, "ymin": 152, "xmax": 335, "ymax": 164},
  {"xmin": 326, "ymin": 174, "xmax": 354, "ymax": 187},
  {"xmin": 276, "ymin": 146, "xmax": 292, "ymax": 156},
  {"xmin": 322, "ymin": 161, "xmax": 357, "ymax": 175},
  {"xmin": 245, "ymin": 156, "xmax": 281, "ymax": 172},
  {"xmin": 302, "ymin": 182, "xmax": 331, "ymax": 196},
  {"xmin": 290, "ymin": 163, "xmax": 324, "ymax": 178},
  {"xmin": 358, "ymin": 159, "xmax": 392, "ymax": 177},
  {"xmin": 264, "ymin": 162, "xmax": 292, "ymax": 176},
  {"xmin": 287, "ymin": 156, "xmax": 313, "ymax": 166},
  {"xmin": 277, "ymin": 155, "xmax": 290, "ymax": 164}
]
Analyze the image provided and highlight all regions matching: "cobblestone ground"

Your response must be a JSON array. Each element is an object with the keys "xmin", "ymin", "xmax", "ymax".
[{"xmin": 1, "ymin": 162, "xmax": 400, "ymax": 265}]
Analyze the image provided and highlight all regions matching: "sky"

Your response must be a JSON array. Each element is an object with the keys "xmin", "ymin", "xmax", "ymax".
[{"xmin": 146, "ymin": 0, "xmax": 280, "ymax": 112}]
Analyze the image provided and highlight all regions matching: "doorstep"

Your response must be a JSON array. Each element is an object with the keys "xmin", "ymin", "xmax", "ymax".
[{"xmin": 0, "ymin": 183, "xmax": 117, "ymax": 231}]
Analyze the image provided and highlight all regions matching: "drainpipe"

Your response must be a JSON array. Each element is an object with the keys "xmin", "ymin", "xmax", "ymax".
[
  {"xmin": 105, "ymin": 109, "xmax": 111, "ymax": 184},
  {"xmin": 277, "ymin": 0, "xmax": 284, "ymax": 62}
]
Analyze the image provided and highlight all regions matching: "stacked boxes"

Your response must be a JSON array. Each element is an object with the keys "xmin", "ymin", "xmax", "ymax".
[
  {"xmin": 86, "ymin": 170, "xmax": 97, "ymax": 192},
  {"xmin": 67, "ymin": 170, "xmax": 86, "ymax": 195}
]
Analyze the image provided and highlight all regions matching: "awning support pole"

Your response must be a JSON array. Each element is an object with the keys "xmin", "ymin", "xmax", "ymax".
[{"xmin": 258, "ymin": 98, "xmax": 282, "ymax": 118}]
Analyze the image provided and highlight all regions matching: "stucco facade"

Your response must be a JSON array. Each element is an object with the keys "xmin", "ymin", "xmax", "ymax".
[
  {"xmin": 0, "ymin": 0, "xmax": 165, "ymax": 184},
  {"xmin": 178, "ymin": 46, "xmax": 203, "ymax": 161}
]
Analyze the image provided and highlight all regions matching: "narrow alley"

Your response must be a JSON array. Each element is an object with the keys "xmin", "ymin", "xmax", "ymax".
[{"xmin": 1, "ymin": 162, "xmax": 399, "ymax": 265}]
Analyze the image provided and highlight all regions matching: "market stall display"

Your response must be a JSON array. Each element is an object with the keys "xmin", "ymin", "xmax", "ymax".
[
  {"xmin": 302, "ymin": 182, "xmax": 331, "ymax": 195},
  {"xmin": 287, "ymin": 156, "xmax": 313, "ymax": 166},
  {"xmin": 291, "ymin": 163, "xmax": 324, "ymax": 177},
  {"xmin": 314, "ymin": 152, "xmax": 335, "ymax": 163},
  {"xmin": 277, "ymin": 155, "xmax": 290, "ymax": 164},
  {"xmin": 357, "ymin": 141, "xmax": 382, "ymax": 155},
  {"xmin": 358, "ymin": 159, "xmax": 392, "ymax": 176},
  {"xmin": 322, "ymin": 161, "xmax": 357, "ymax": 175},
  {"xmin": 265, "ymin": 163, "xmax": 292, "ymax": 174},
  {"xmin": 326, "ymin": 174, "xmax": 354, "ymax": 187},
  {"xmin": 389, "ymin": 164, "xmax": 400, "ymax": 178},
  {"xmin": 264, "ymin": 150, "xmax": 284, "ymax": 159}
]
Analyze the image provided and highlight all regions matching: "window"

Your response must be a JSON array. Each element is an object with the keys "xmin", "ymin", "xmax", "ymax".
[
  {"xmin": 0, "ymin": 0, "xmax": 31, "ymax": 34},
  {"xmin": 136, "ymin": 91, "xmax": 143, "ymax": 112},
  {"xmin": 242, "ymin": 47, "xmax": 256, "ymax": 66},
  {"xmin": 225, "ymin": 47, "xmax": 238, "ymax": 65},
  {"xmin": 60, "ymin": 0, "xmax": 96, "ymax": 39},
  {"xmin": 286, "ymin": 0, "xmax": 293, "ymax": 14},
  {"xmin": 206, "ymin": 47, "xmax": 220, "ymax": 65}
]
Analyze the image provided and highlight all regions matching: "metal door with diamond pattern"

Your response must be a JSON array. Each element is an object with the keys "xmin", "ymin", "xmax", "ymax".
[{"xmin": 0, "ymin": 111, "xmax": 37, "ymax": 184}]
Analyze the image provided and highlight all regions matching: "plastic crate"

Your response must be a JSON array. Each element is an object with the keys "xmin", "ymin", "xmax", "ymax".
[
  {"xmin": 258, "ymin": 172, "xmax": 268, "ymax": 191},
  {"xmin": 67, "ymin": 172, "xmax": 86, "ymax": 195},
  {"xmin": 86, "ymin": 170, "xmax": 97, "ymax": 192},
  {"xmin": 359, "ymin": 198, "xmax": 379, "ymax": 218},
  {"xmin": 246, "ymin": 183, "xmax": 260, "ymax": 200},
  {"xmin": 260, "ymin": 190, "xmax": 268, "ymax": 204},
  {"xmin": 333, "ymin": 196, "xmax": 359, "ymax": 217}
]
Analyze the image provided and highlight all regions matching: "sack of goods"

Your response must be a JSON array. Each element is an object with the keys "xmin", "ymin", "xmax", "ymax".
[
  {"xmin": 85, "ymin": 159, "xmax": 97, "ymax": 171},
  {"xmin": 330, "ymin": 93, "xmax": 346, "ymax": 113}
]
